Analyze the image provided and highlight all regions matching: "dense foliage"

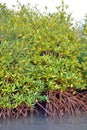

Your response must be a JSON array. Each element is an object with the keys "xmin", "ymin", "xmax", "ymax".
[{"xmin": 0, "ymin": 1, "xmax": 87, "ymax": 109}]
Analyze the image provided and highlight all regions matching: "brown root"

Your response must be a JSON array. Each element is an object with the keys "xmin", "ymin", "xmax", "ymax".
[
  {"xmin": 46, "ymin": 89, "xmax": 87, "ymax": 119},
  {"xmin": 0, "ymin": 103, "xmax": 37, "ymax": 119},
  {"xmin": 0, "ymin": 89, "xmax": 87, "ymax": 119}
]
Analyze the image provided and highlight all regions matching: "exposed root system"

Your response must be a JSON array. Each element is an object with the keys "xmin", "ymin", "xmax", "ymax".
[
  {"xmin": 0, "ymin": 103, "xmax": 36, "ymax": 119},
  {"xmin": 0, "ymin": 89, "xmax": 87, "ymax": 119},
  {"xmin": 46, "ymin": 89, "xmax": 87, "ymax": 119}
]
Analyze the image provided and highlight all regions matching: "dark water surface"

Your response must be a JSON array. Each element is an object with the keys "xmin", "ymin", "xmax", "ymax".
[{"xmin": 0, "ymin": 115, "xmax": 87, "ymax": 130}]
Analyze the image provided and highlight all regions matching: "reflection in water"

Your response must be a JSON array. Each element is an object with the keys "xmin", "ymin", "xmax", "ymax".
[{"xmin": 0, "ymin": 115, "xmax": 87, "ymax": 130}]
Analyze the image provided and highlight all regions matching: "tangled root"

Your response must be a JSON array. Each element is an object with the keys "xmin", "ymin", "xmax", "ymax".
[
  {"xmin": 46, "ymin": 89, "xmax": 87, "ymax": 119},
  {"xmin": 0, "ymin": 89, "xmax": 87, "ymax": 119},
  {"xmin": 0, "ymin": 103, "xmax": 36, "ymax": 119}
]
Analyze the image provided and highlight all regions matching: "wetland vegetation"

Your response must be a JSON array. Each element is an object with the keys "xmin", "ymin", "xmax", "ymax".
[{"xmin": 0, "ymin": 0, "xmax": 87, "ymax": 119}]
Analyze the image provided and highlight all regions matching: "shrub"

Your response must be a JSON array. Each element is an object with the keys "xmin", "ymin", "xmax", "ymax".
[{"xmin": 0, "ymin": 1, "xmax": 87, "ymax": 109}]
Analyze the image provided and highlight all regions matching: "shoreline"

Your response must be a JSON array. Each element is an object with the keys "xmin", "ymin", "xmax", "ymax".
[{"xmin": 0, "ymin": 89, "xmax": 87, "ymax": 119}]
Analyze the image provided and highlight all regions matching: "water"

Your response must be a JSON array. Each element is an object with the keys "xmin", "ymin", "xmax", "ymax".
[{"xmin": 0, "ymin": 115, "xmax": 87, "ymax": 130}]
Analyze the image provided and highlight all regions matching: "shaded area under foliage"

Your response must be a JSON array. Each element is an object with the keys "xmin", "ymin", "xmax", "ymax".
[
  {"xmin": 0, "ymin": 89, "xmax": 87, "ymax": 119},
  {"xmin": 46, "ymin": 89, "xmax": 87, "ymax": 119}
]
